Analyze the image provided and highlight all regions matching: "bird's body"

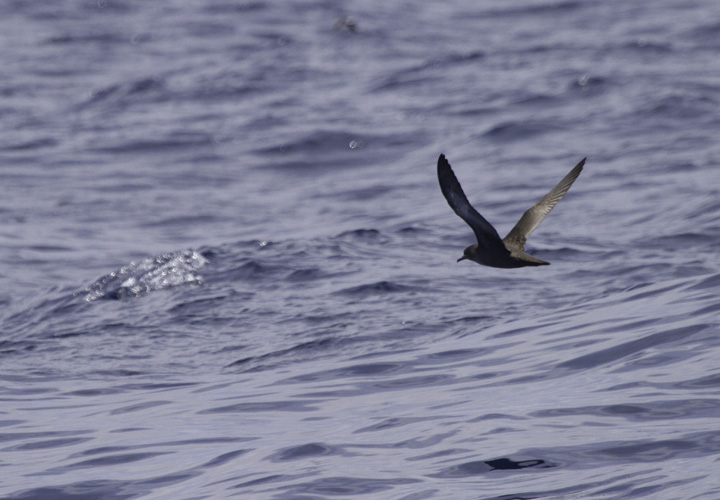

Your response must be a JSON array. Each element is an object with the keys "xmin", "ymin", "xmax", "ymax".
[{"xmin": 437, "ymin": 154, "xmax": 585, "ymax": 268}]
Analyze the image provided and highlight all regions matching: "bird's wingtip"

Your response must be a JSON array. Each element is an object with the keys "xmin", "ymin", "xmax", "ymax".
[
  {"xmin": 571, "ymin": 157, "xmax": 587, "ymax": 173},
  {"xmin": 437, "ymin": 153, "xmax": 450, "ymax": 171}
]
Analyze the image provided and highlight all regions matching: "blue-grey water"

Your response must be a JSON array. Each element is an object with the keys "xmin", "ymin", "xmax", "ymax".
[{"xmin": 2, "ymin": 1, "xmax": 720, "ymax": 499}]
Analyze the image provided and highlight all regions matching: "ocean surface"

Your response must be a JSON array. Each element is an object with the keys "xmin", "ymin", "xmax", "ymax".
[{"xmin": 2, "ymin": 0, "xmax": 720, "ymax": 499}]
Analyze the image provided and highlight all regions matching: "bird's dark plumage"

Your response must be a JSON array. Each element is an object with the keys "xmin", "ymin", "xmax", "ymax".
[{"xmin": 437, "ymin": 154, "xmax": 585, "ymax": 268}]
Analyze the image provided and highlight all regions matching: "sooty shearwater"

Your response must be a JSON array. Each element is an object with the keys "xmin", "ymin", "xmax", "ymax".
[{"xmin": 437, "ymin": 154, "xmax": 585, "ymax": 268}]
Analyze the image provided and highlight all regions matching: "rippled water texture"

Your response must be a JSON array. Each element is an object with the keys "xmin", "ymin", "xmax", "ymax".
[{"xmin": 2, "ymin": 0, "xmax": 720, "ymax": 499}]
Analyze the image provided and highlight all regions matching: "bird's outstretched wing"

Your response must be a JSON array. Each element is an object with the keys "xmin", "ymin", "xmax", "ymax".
[
  {"xmin": 437, "ymin": 154, "xmax": 510, "ymax": 256},
  {"xmin": 503, "ymin": 158, "xmax": 585, "ymax": 251}
]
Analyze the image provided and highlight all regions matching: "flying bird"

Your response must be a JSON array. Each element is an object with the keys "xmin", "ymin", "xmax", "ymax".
[{"xmin": 437, "ymin": 154, "xmax": 585, "ymax": 268}]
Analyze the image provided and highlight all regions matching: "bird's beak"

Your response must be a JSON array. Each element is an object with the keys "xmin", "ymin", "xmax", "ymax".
[{"xmin": 457, "ymin": 255, "xmax": 467, "ymax": 263}]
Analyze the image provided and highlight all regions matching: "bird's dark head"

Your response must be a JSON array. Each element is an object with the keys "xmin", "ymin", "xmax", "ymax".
[{"xmin": 457, "ymin": 244, "xmax": 476, "ymax": 263}]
